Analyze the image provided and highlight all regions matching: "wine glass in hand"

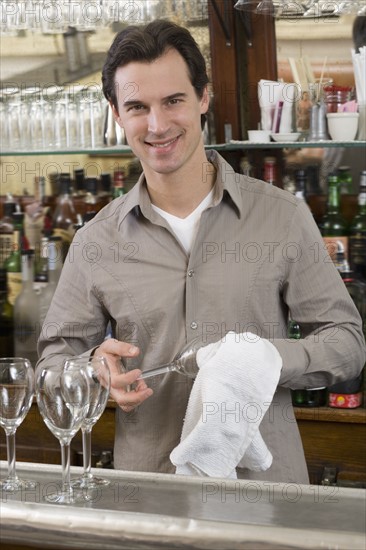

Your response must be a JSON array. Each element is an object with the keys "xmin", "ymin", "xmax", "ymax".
[
  {"xmin": 0, "ymin": 357, "xmax": 36, "ymax": 492},
  {"xmin": 138, "ymin": 336, "xmax": 221, "ymax": 380},
  {"xmin": 36, "ymin": 363, "xmax": 89, "ymax": 504},
  {"xmin": 65, "ymin": 355, "xmax": 111, "ymax": 490}
]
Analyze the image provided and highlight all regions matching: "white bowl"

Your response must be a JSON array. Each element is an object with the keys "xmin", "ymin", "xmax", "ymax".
[
  {"xmin": 247, "ymin": 130, "xmax": 271, "ymax": 143},
  {"xmin": 270, "ymin": 132, "xmax": 301, "ymax": 143},
  {"xmin": 326, "ymin": 112, "xmax": 359, "ymax": 141}
]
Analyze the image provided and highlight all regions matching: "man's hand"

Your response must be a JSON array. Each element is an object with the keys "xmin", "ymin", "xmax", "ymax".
[{"xmin": 94, "ymin": 338, "xmax": 153, "ymax": 412}]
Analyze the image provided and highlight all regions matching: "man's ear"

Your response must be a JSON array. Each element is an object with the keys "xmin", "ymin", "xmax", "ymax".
[
  {"xmin": 110, "ymin": 101, "xmax": 123, "ymax": 127},
  {"xmin": 200, "ymin": 85, "xmax": 210, "ymax": 115}
]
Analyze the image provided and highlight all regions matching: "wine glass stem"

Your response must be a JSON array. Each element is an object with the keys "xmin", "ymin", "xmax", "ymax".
[
  {"xmin": 6, "ymin": 430, "xmax": 17, "ymax": 482},
  {"xmin": 82, "ymin": 428, "xmax": 92, "ymax": 476},
  {"xmin": 60, "ymin": 442, "xmax": 71, "ymax": 495},
  {"xmin": 138, "ymin": 362, "xmax": 176, "ymax": 379}
]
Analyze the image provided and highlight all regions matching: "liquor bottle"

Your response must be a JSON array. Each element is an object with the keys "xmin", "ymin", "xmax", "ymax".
[
  {"xmin": 0, "ymin": 268, "xmax": 14, "ymax": 356},
  {"xmin": 327, "ymin": 253, "xmax": 365, "ymax": 408},
  {"xmin": 24, "ymin": 175, "xmax": 46, "ymax": 253},
  {"xmin": 263, "ymin": 156, "xmax": 277, "ymax": 186},
  {"xmin": 337, "ymin": 166, "xmax": 353, "ymax": 195},
  {"xmin": 39, "ymin": 237, "xmax": 63, "ymax": 326},
  {"xmin": 349, "ymin": 171, "xmax": 366, "ymax": 280},
  {"xmin": 14, "ymin": 250, "xmax": 40, "ymax": 368},
  {"xmin": 74, "ymin": 168, "xmax": 86, "ymax": 196},
  {"xmin": 320, "ymin": 173, "xmax": 349, "ymax": 263},
  {"xmin": 34, "ymin": 236, "xmax": 49, "ymax": 287},
  {"xmin": 289, "ymin": 320, "xmax": 327, "ymax": 407},
  {"xmin": 84, "ymin": 177, "xmax": 101, "ymax": 216},
  {"xmin": 112, "ymin": 170, "xmax": 126, "ymax": 199},
  {"xmin": 328, "ymin": 375, "xmax": 363, "ymax": 409},
  {"xmin": 0, "ymin": 197, "xmax": 17, "ymax": 267},
  {"xmin": 294, "ymin": 169, "xmax": 307, "ymax": 201},
  {"xmin": 5, "ymin": 213, "xmax": 25, "ymax": 306},
  {"xmin": 100, "ymin": 172, "xmax": 112, "ymax": 199},
  {"xmin": 52, "ymin": 173, "xmax": 78, "ymax": 260}
]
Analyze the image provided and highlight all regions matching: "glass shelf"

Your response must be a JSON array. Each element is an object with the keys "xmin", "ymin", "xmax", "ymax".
[{"xmin": 0, "ymin": 140, "xmax": 365, "ymax": 156}]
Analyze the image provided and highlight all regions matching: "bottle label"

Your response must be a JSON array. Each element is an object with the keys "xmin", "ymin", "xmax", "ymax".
[
  {"xmin": 350, "ymin": 234, "xmax": 366, "ymax": 268},
  {"xmin": 323, "ymin": 236, "xmax": 348, "ymax": 262},
  {"xmin": 328, "ymin": 392, "xmax": 362, "ymax": 408},
  {"xmin": 7, "ymin": 272, "xmax": 22, "ymax": 305},
  {"xmin": 52, "ymin": 227, "xmax": 74, "ymax": 245},
  {"xmin": 0, "ymin": 234, "xmax": 13, "ymax": 266}
]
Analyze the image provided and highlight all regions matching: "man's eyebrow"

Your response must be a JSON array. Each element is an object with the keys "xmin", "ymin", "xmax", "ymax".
[{"xmin": 122, "ymin": 92, "xmax": 187, "ymax": 109}]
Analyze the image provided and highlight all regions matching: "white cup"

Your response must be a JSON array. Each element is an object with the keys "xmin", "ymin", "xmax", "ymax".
[
  {"xmin": 247, "ymin": 130, "xmax": 271, "ymax": 143},
  {"xmin": 326, "ymin": 112, "xmax": 359, "ymax": 141}
]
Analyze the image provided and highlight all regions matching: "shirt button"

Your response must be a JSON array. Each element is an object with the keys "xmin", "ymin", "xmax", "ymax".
[
  {"xmin": 188, "ymin": 269, "xmax": 194, "ymax": 277},
  {"xmin": 190, "ymin": 322, "xmax": 198, "ymax": 330}
]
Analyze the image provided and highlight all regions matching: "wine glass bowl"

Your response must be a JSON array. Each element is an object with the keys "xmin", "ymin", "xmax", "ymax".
[
  {"xmin": 138, "ymin": 335, "xmax": 221, "ymax": 380},
  {"xmin": 64, "ymin": 355, "xmax": 111, "ymax": 490},
  {"xmin": 36, "ymin": 363, "xmax": 89, "ymax": 504},
  {"xmin": 0, "ymin": 357, "xmax": 35, "ymax": 492}
]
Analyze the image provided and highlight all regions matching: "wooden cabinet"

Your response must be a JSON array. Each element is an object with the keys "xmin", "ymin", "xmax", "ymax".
[{"xmin": 295, "ymin": 406, "xmax": 366, "ymax": 487}]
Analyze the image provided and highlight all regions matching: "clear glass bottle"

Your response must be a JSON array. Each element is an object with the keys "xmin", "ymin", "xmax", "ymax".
[
  {"xmin": 14, "ymin": 250, "xmax": 40, "ymax": 368},
  {"xmin": 349, "ymin": 171, "xmax": 366, "ymax": 280},
  {"xmin": 39, "ymin": 237, "xmax": 63, "ymax": 326},
  {"xmin": 0, "ymin": 268, "xmax": 14, "ymax": 356},
  {"xmin": 320, "ymin": 173, "xmax": 349, "ymax": 263}
]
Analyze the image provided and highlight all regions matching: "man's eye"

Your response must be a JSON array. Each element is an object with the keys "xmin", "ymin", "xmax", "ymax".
[
  {"xmin": 169, "ymin": 98, "xmax": 181, "ymax": 105},
  {"xmin": 127, "ymin": 104, "xmax": 145, "ymax": 112}
]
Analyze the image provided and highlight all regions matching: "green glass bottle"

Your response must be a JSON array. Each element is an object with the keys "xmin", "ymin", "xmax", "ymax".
[
  {"xmin": 337, "ymin": 166, "xmax": 353, "ymax": 195},
  {"xmin": 289, "ymin": 320, "xmax": 327, "ymax": 408},
  {"xmin": 349, "ymin": 171, "xmax": 366, "ymax": 280},
  {"xmin": 320, "ymin": 173, "xmax": 349, "ymax": 263},
  {"xmin": 112, "ymin": 170, "xmax": 126, "ymax": 199},
  {"xmin": 0, "ymin": 268, "xmax": 14, "ymax": 356}
]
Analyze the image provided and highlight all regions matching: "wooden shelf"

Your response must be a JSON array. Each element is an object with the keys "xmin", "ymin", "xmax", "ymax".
[{"xmin": 294, "ymin": 406, "xmax": 366, "ymax": 424}]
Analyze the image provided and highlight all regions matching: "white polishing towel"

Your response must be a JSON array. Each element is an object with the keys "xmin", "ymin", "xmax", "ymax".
[{"xmin": 170, "ymin": 332, "xmax": 283, "ymax": 478}]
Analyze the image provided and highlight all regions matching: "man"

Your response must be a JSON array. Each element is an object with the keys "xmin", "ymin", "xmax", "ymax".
[{"xmin": 38, "ymin": 20, "xmax": 365, "ymax": 483}]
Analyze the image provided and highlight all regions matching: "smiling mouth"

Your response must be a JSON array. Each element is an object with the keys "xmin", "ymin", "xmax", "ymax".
[{"xmin": 146, "ymin": 136, "xmax": 180, "ymax": 148}]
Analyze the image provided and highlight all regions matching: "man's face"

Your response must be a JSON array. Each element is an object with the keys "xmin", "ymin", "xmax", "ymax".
[{"xmin": 112, "ymin": 48, "xmax": 209, "ymax": 177}]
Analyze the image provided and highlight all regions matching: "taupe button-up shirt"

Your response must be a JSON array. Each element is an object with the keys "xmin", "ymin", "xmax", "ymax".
[{"xmin": 38, "ymin": 150, "xmax": 365, "ymax": 483}]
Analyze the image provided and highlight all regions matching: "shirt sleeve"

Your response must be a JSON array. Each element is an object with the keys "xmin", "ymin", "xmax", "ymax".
[
  {"xmin": 272, "ymin": 199, "xmax": 366, "ymax": 389},
  {"xmin": 37, "ymin": 231, "xmax": 109, "ymax": 372}
]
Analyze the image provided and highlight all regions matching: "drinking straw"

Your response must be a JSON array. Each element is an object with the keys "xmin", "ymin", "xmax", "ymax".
[{"xmin": 317, "ymin": 56, "xmax": 327, "ymax": 103}]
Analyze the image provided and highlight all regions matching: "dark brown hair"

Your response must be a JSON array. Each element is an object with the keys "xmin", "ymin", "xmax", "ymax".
[{"xmin": 102, "ymin": 19, "xmax": 209, "ymax": 114}]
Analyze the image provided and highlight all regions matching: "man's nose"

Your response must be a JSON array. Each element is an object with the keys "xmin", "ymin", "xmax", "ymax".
[{"xmin": 147, "ymin": 107, "xmax": 169, "ymax": 135}]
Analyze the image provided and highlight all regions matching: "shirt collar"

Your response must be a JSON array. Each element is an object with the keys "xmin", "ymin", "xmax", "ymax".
[{"xmin": 117, "ymin": 149, "xmax": 243, "ymax": 226}]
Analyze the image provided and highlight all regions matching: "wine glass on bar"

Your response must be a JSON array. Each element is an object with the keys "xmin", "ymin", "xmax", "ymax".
[
  {"xmin": 64, "ymin": 355, "xmax": 111, "ymax": 490},
  {"xmin": 36, "ymin": 363, "xmax": 89, "ymax": 504},
  {"xmin": 0, "ymin": 357, "xmax": 36, "ymax": 492}
]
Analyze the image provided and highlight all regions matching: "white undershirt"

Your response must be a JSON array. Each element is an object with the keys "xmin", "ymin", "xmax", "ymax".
[{"xmin": 151, "ymin": 189, "xmax": 214, "ymax": 254}]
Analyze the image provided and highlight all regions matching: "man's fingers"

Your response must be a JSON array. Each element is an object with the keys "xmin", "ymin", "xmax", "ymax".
[
  {"xmin": 111, "ymin": 386, "xmax": 153, "ymax": 410},
  {"xmin": 111, "ymin": 369, "xmax": 143, "ymax": 389}
]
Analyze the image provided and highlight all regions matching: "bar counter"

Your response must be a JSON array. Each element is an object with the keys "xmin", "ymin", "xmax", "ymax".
[{"xmin": 1, "ymin": 461, "xmax": 365, "ymax": 550}]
